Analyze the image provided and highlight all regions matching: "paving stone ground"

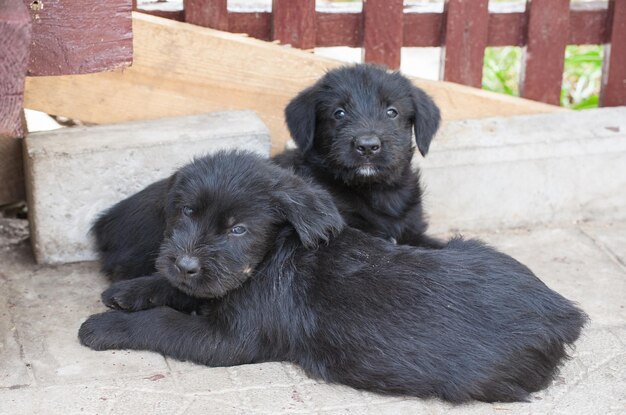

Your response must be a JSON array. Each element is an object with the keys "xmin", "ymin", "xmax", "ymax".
[{"xmin": 1, "ymin": 218, "xmax": 625, "ymax": 415}]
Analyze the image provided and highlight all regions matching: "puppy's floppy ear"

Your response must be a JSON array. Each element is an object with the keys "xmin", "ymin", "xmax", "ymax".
[
  {"xmin": 274, "ymin": 173, "xmax": 344, "ymax": 249},
  {"xmin": 285, "ymin": 86, "xmax": 317, "ymax": 153},
  {"xmin": 411, "ymin": 86, "xmax": 441, "ymax": 157}
]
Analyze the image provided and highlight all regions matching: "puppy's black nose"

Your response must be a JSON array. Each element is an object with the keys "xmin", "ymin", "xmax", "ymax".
[
  {"xmin": 176, "ymin": 255, "xmax": 200, "ymax": 277},
  {"xmin": 355, "ymin": 136, "xmax": 381, "ymax": 156}
]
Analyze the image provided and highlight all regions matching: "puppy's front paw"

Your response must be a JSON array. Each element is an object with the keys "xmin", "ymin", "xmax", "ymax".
[
  {"xmin": 102, "ymin": 278, "xmax": 163, "ymax": 311},
  {"xmin": 78, "ymin": 311, "xmax": 132, "ymax": 351}
]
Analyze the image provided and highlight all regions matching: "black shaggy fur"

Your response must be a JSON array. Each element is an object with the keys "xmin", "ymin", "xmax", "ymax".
[
  {"xmin": 79, "ymin": 151, "xmax": 588, "ymax": 403},
  {"xmin": 92, "ymin": 64, "xmax": 441, "ymax": 282},
  {"xmin": 274, "ymin": 64, "xmax": 441, "ymax": 246}
]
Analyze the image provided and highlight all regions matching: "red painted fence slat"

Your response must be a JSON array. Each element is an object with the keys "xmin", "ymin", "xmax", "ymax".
[
  {"xmin": 488, "ymin": 12, "xmax": 526, "ymax": 47},
  {"xmin": 230, "ymin": 12, "xmax": 272, "ymax": 41},
  {"xmin": 601, "ymin": 0, "xmax": 626, "ymax": 106},
  {"xmin": 272, "ymin": 0, "xmax": 316, "ymax": 49},
  {"xmin": 317, "ymin": 12, "xmax": 361, "ymax": 48},
  {"xmin": 403, "ymin": 12, "xmax": 443, "ymax": 48},
  {"xmin": 184, "ymin": 0, "xmax": 228, "ymax": 31},
  {"xmin": 362, "ymin": 0, "xmax": 403, "ymax": 69},
  {"xmin": 569, "ymin": 2, "xmax": 608, "ymax": 45},
  {"xmin": 441, "ymin": 0, "xmax": 489, "ymax": 88},
  {"xmin": 519, "ymin": 0, "xmax": 570, "ymax": 105}
]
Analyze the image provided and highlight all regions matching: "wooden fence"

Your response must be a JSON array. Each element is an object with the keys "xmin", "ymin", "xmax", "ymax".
[{"xmin": 135, "ymin": 0, "xmax": 626, "ymax": 107}]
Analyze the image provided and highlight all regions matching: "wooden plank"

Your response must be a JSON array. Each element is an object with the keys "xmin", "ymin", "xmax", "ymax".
[
  {"xmin": 488, "ymin": 12, "xmax": 526, "ymax": 47},
  {"xmin": 271, "ymin": 0, "xmax": 316, "ymax": 49},
  {"xmin": 23, "ymin": 0, "xmax": 132, "ymax": 76},
  {"xmin": 569, "ymin": 2, "xmax": 608, "ymax": 45},
  {"xmin": 23, "ymin": 13, "xmax": 565, "ymax": 156},
  {"xmin": 230, "ymin": 12, "xmax": 271, "ymax": 41},
  {"xmin": 184, "ymin": 0, "xmax": 228, "ymax": 30},
  {"xmin": 519, "ymin": 0, "xmax": 570, "ymax": 105},
  {"xmin": 0, "ymin": 0, "xmax": 31, "ymax": 205},
  {"xmin": 362, "ymin": 0, "xmax": 403, "ymax": 69},
  {"xmin": 403, "ymin": 12, "xmax": 442, "ymax": 47},
  {"xmin": 1, "ymin": 0, "xmax": 31, "ymax": 137},
  {"xmin": 441, "ymin": 0, "xmax": 489, "ymax": 88},
  {"xmin": 316, "ymin": 12, "xmax": 361, "ymax": 47},
  {"xmin": 601, "ymin": 0, "xmax": 626, "ymax": 107}
]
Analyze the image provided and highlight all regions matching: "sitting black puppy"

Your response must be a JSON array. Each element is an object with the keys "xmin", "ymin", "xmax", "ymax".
[
  {"xmin": 79, "ymin": 151, "xmax": 587, "ymax": 403},
  {"xmin": 274, "ymin": 64, "xmax": 441, "ymax": 247},
  {"xmin": 93, "ymin": 64, "xmax": 441, "ymax": 282}
]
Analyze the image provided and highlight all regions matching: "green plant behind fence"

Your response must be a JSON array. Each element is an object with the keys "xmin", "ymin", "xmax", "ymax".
[{"xmin": 482, "ymin": 45, "xmax": 604, "ymax": 109}]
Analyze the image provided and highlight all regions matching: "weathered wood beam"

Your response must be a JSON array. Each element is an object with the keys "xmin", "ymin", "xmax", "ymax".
[
  {"xmin": 23, "ymin": 0, "xmax": 132, "ymax": 76},
  {"xmin": 24, "ymin": 13, "xmax": 565, "ymax": 155},
  {"xmin": 0, "ymin": 0, "xmax": 31, "ymax": 205}
]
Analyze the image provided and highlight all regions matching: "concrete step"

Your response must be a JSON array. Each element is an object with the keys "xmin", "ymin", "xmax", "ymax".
[
  {"xmin": 24, "ymin": 111, "xmax": 271, "ymax": 264},
  {"xmin": 419, "ymin": 107, "xmax": 626, "ymax": 233}
]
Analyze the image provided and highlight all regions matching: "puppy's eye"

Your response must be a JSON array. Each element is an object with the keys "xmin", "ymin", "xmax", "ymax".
[
  {"xmin": 230, "ymin": 225, "xmax": 247, "ymax": 236},
  {"xmin": 182, "ymin": 206, "xmax": 194, "ymax": 216},
  {"xmin": 333, "ymin": 109, "xmax": 346, "ymax": 120},
  {"xmin": 386, "ymin": 108, "xmax": 399, "ymax": 119}
]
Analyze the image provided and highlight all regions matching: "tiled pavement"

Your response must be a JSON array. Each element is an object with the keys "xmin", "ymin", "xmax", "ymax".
[{"xmin": 1, "ymin": 218, "xmax": 625, "ymax": 414}]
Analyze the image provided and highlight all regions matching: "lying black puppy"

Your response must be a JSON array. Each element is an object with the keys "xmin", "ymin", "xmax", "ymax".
[
  {"xmin": 79, "ymin": 151, "xmax": 587, "ymax": 403},
  {"xmin": 274, "ymin": 64, "xmax": 441, "ymax": 246},
  {"xmin": 93, "ymin": 64, "xmax": 441, "ymax": 282}
]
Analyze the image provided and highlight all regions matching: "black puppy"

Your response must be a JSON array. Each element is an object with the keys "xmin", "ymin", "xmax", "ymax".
[
  {"xmin": 79, "ymin": 151, "xmax": 587, "ymax": 403},
  {"xmin": 274, "ymin": 64, "xmax": 441, "ymax": 246},
  {"xmin": 93, "ymin": 65, "xmax": 441, "ymax": 281}
]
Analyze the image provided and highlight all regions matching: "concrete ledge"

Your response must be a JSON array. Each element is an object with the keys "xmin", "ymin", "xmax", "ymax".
[
  {"xmin": 420, "ymin": 107, "xmax": 626, "ymax": 232},
  {"xmin": 24, "ymin": 111, "xmax": 271, "ymax": 264}
]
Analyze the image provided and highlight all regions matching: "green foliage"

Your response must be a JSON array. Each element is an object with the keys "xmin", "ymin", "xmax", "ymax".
[
  {"xmin": 561, "ymin": 46, "xmax": 603, "ymax": 109},
  {"xmin": 482, "ymin": 45, "xmax": 604, "ymax": 109},
  {"xmin": 482, "ymin": 47, "xmax": 522, "ymax": 97}
]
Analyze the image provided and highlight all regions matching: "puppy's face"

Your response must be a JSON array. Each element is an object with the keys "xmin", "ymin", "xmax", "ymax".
[
  {"xmin": 156, "ymin": 152, "xmax": 344, "ymax": 298},
  {"xmin": 285, "ymin": 65, "xmax": 441, "ymax": 185}
]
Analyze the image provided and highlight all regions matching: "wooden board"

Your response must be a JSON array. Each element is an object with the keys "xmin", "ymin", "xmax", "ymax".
[
  {"xmin": 23, "ymin": 0, "xmax": 132, "ymax": 76},
  {"xmin": 184, "ymin": 0, "xmax": 228, "ymax": 30},
  {"xmin": 519, "ymin": 0, "xmax": 570, "ymax": 105},
  {"xmin": 441, "ymin": 0, "xmax": 489, "ymax": 88},
  {"xmin": 601, "ymin": 0, "xmax": 626, "ymax": 106},
  {"xmin": 362, "ymin": 0, "xmax": 403, "ymax": 69},
  {"xmin": 0, "ymin": 0, "xmax": 31, "ymax": 205},
  {"xmin": 272, "ymin": 0, "xmax": 316, "ymax": 49},
  {"xmin": 24, "ymin": 13, "xmax": 565, "ymax": 156}
]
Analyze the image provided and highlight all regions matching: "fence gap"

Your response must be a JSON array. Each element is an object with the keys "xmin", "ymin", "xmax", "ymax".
[
  {"xmin": 363, "ymin": 0, "xmax": 403, "ymax": 69},
  {"xmin": 600, "ymin": 0, "xmax": 626, "ymax": 107},
  {"xmin": 272, "ymin": 0, "xmax": 316, "ymax": 49},
  {"xmin": 519, "ymin": 0, "xmax": 570, "ymax": 105}
]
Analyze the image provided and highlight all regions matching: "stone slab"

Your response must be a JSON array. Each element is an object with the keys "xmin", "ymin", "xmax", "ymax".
[
  {"xmin": 419, "ymin": 107, "xmax": 626, "ymax": 233},
  {"xmin": 23, "ymin": 111, "xmax": 271, "ymax": 264}
]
